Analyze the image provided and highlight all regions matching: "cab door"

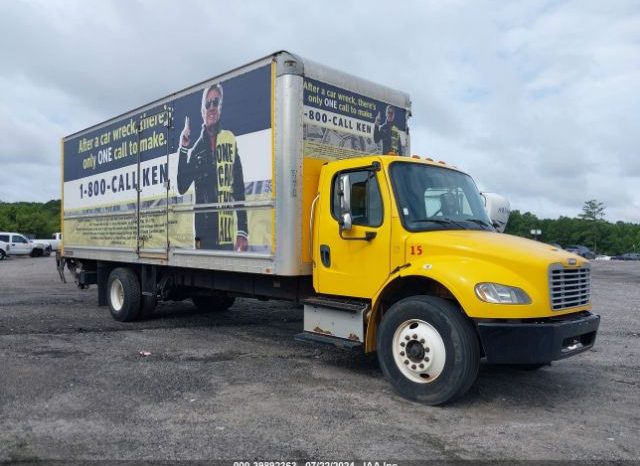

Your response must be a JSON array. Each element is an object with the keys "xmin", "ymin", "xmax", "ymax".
[
  {"xmin": 11, "ymin": 234, "xmax": 31, "ymax": 255},
  {"xmin": 314, "ymin": 161, "xmax": 391, "ymax": 298}
]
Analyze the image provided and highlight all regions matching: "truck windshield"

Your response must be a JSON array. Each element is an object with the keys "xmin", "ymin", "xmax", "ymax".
[{"xmin": 389, "ymin": 162, "xmax": 493, "ymax": 232}]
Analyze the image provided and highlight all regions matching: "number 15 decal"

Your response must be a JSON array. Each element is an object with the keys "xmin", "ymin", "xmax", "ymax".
[{"xmin": 410, "ymin": 245, "xmax": 423, "ymax": 256}]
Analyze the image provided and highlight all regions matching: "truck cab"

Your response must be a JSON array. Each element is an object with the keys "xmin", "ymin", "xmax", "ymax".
[{"xmin": 307, "ymin": 155, "xmax": 599, "ymax": 404}]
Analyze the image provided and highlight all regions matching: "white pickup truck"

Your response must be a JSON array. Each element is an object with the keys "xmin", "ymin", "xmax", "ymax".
[
  {"xmin": 0, "ymin": 232, "xmax": 51, "ymax": 257},
  {"xmin": 35, "ymin": 232, "xmax": 62, "ymax": 252}
]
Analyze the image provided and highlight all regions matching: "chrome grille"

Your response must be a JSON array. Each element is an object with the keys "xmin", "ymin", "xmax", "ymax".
[{"xmin": 549, "ymin": 265, "xmax": 591, "ymax": 311}]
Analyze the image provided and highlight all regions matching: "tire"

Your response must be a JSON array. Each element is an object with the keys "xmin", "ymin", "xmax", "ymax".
[
  {"xmin": 377, "ymin": 295, "xmax": 480, "ymax": 406},
  {"xmin": 192, "ymin": 294, "xmax": 235, "ymax": 312},
  {"xmin": 0, "ymin": 249, "xmax": 5, "ymax": 260},
  {"xmin": 107, "ymin": 267, "xmax": 142, "ymax": 322}
]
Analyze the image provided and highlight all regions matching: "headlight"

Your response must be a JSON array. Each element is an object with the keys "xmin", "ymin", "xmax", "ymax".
[{"xmin": 474, "ymin": 282, "xmax": 531, "ymax": 304}]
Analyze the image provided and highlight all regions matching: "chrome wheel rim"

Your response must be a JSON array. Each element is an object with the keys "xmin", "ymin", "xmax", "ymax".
[
  {"xmin": 392, "ymin": 319, "xmax": 446, "ymax": 383},
  {"xmin": 110, "ymin": 278, "xmax": 125, "ymax": 312}
]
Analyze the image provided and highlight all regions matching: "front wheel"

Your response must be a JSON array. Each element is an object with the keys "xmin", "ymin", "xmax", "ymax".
[
  {"xmin": 377, "ymin": 296, "xmax": 480, "ymax": 406},
  {"xmin": 0, "ymin": 249, "xmax": 5, "ymax": 260}
]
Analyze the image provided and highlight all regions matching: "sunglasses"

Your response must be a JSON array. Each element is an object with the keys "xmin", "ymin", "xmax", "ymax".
[{"xmin": 204, "ymin": 97, "xmax": 221, "ymax": 109}]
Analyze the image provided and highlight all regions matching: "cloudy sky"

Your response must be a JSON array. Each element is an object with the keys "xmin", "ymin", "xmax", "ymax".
[{"xmin": 1, "ymin": 0, "xmax": 638, "ymax": 222}]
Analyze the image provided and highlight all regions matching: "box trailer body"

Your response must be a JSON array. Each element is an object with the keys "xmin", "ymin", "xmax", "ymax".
[
  {"xmin": 61, "ymin": 51, "xmax": 409, "ymax": 276},
  {"xmin": 59, "ymin": 51, "xmax": 599, "ymax": 405}
]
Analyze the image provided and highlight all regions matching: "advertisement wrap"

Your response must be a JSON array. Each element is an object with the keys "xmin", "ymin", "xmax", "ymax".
[
  {"xmin": 63, "ymin": 65, "xmax": 273, "ymax": 254},
  {"xmin": 63, "ymin": 65, "xmax": 408, "ymax": 258},
  {"xmin": 302, "ymin": 77, "xmax": 408, "ymax": 160}
]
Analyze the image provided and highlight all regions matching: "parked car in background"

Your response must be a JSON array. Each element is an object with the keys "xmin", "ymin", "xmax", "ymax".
[
  {"xmin": 35, "ymin": 232, "xmax": 62, "ymax": 251},
  {"xmin": 565, "ymin": 245, "xmax": 596, "ymax": 260},
  {"xmin": 0, "ymin": 240, "xmax": 10, "ymax": 260},
  {"xmin": 611, "ymin": 252, "xmax": 640, "ymax": 261},
  {"xmin": 0, "ymin": 232, "xmax": 50, "ymax": 257}
]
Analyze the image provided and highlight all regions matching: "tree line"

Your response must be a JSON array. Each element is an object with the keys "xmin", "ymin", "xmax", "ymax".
[
  {"xmin": 0, "ymin": 200, "xmax": 61, "ymax": 239},
  {"xmin": 505, "ymin": 200, "xmax": 639, "ymax": 255}
]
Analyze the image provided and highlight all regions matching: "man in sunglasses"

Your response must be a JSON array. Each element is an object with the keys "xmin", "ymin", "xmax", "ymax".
[
  {"xmin": 177, "ymin": 83, "xmax": 248, "ymax": 251},
  {"xmin": 373, "ymin": 105, "xmax": 403, "ymax": 155}
]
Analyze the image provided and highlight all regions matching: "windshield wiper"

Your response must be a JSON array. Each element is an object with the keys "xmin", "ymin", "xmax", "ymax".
[
  {"xmin": 464, "ymin": 218, "xmax": 493, "ymax": 229},
  {"xmin": 412, "ymin": 218, "xmax": 467, "ymax": 229},
  {"xmin": 411, "ymin": 217, "xmax": 493, "ymax": 230}
]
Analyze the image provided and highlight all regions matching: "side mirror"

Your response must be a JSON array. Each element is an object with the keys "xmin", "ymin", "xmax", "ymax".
[
  {"xmin": 481, "ymin": 192, "xmax": 510, "ymax": 233},
  {"xmin": 339, "ymin": 174, "xmax": 352, "ymax": 231},
  {"xmin": 341, "ymin": 213, "xmax": 352, "ymax": 230}
]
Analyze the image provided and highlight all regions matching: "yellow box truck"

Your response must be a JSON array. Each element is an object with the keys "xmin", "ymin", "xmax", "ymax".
[{"xmin": 58, "ymin": 51, "xmax": 599, "ymax": 405}]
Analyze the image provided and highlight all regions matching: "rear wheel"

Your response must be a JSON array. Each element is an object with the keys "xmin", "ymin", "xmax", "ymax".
[
  {"xmin": 192, "ymin": 294, "xmax": 235, "ymax": 312},
  {"xmin": 377, "ymin": 295, "xmax": 480, "ymax": 406},
  {"xmin": 107, "ymin": 267, "xmax": 141, "ymax": 322},
  {"xmin": 0, "ymin": 250, "xmax": 5, "ymax": 260}
]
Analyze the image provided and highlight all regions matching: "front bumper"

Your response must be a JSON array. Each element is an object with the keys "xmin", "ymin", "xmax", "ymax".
[{"xmin": 475, "ymin": 311, "xmax": 600, "ymax": 364}]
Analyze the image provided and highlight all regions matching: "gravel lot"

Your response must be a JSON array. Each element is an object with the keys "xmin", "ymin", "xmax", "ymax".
[{"xmin": 0, "ymin": 256, "xmax": 638, "ymax": 462}]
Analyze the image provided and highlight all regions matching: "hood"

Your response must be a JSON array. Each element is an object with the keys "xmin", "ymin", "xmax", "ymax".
[{"xmin": 409, "ymin": 230, "xmax": 586, "ymax": 269}]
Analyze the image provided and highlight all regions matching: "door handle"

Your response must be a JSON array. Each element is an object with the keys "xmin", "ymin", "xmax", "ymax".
[{"xmin": 320, "ymin": 244, "xmax": 331, "ymax": 267}]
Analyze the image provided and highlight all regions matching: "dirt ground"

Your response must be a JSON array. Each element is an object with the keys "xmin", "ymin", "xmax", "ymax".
[{"xmin": 0, "ymin": 256, "xmax": 638, "ymax": 462}]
